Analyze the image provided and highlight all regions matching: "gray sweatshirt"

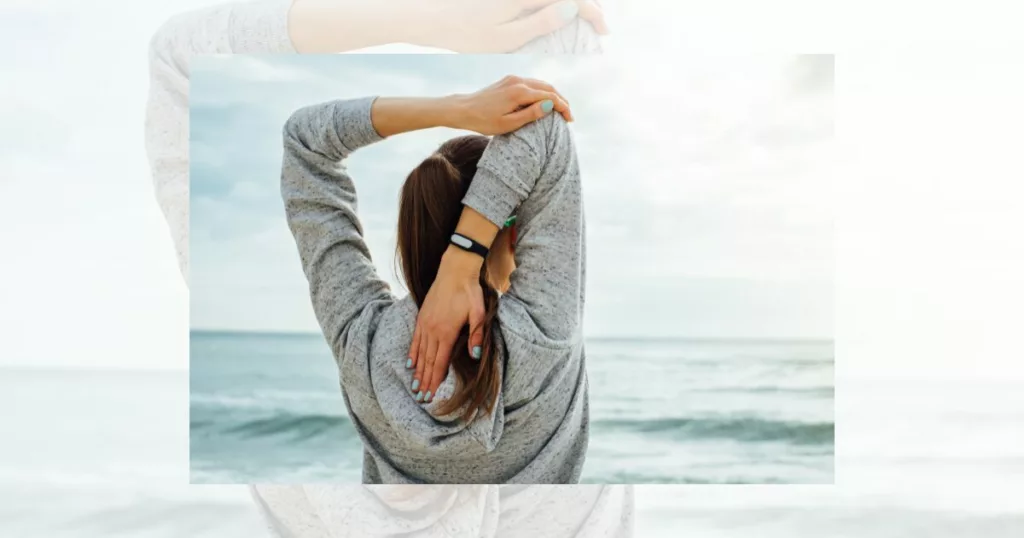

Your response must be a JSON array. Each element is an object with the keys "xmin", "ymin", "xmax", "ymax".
[
  {"xmin": 281, "ymin": 97, "xmax": 588, "ymax": 484},
  {"xmin": 147, "ymin": 0, "xmax": 601, "ymax": 281}
]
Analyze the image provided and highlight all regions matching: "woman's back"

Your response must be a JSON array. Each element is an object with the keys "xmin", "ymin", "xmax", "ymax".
[
  {"xmin": 282, "ymin": 98, "xmax": 587, "ymax": 484},
  {"xmin": 358, "ymin": 294, "xmax": 588, "ymax": 483}
]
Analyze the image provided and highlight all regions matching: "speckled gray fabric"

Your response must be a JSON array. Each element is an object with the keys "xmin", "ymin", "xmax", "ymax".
[
  {"xmin": 281, "ymin": 97, "xmax": 588, "ymax": 484},
  {"xmin": 146, "ymin": 0, "xmax": 294, "ymax": 281},
  {"xmin": 145, "ymin": 0, "xmax": 600, "ymax": 282}
]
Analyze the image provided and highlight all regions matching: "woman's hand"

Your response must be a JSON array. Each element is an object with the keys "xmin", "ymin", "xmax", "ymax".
[
  {"xmin": 408, "ymin": 0, "xmax": 609, "ymax": 53},
  {"xmin": 448, "ymin": 75, "xmax": 574, "ymax": 136},
  {"xmin": 407, "ymin": 75, "xmax": 577, "ymax": 402},
  {"xmin": 371, "ymin": 76, "xmax": 572, "ymax": 138},
  {"xmin": 409, "ymin": 248, "xmax": 487, "ymax": 403}
]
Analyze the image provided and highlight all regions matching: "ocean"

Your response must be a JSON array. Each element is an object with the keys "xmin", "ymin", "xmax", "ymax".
[
  {"xmin": 189, "ymin": 331, "xmax": 834, "ymax": 484},
  {"xmin": 4, "ymin": 366, "xmax": 1022, "ymax": 537}
]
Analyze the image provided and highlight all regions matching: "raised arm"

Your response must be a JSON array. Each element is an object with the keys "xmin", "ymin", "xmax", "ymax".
[
  {"xmin": 284, "ymin": 84, "xmax": 571, "ymax": 357},
  {"xmin": 146, "ymin": 0, "xmax": 294, "ymax": 282},
  {"xmin": 147, "ymin": 1, "xmax": 604, "ymax": 284},
  {"xmin": 281, "ymin": 97, "xmax": 393, "ymax": 357},
  {"xmin": 412, "ymin": 108, "xmax": 586, "ymax": 398},
  {"xmin": 464, "ymin": 113, "xmax": 585, "ymax": 342}
]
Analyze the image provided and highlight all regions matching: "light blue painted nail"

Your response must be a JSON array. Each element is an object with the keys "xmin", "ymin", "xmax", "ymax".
[
  {"xmin": 412, "ymin": 379, "xmax": 420, "ymax": 391},
  {"xmin": 556, "ymin": 1, "xmax": 579, "ymax": 21},
  {"xmin": 416, "ymin": 391, "xmax": 424, "ymax": 402},
  {"xmin": 406, "ymin": 358, "xmax": 413, "ymax": 369},
  {"xmin": 472, "ymin": 346, "xmax": 482, "ymax": 359},
  {"xmin": 541, "ymin": 100, "xmax": 554, "ymax": 114},
  {"xmin": 425, "ymin": 391, "xmax": 432, "ymax": 402}
]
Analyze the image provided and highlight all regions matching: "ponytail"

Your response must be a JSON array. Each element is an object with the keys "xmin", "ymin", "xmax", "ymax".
[{"xmin": 396, "ymin": 135, "xmax": 502, "ymax": 422}]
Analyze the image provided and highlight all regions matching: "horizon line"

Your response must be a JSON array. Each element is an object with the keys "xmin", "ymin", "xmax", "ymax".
[{"xmin": 188, "ymin": 328, "xmax": 834, "ymax": 344}]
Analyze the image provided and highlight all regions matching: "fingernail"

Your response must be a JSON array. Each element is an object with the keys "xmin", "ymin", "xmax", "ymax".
[
  {"xmin": 425, "ymin": 391, "xmax": 432, "ymax": 402},
  {"xmin": 406, "ymin": 358, "xmax": 413, "ymax": 369},
  {"xmin": 556, "ymin": 1, "xmax": 579, "ymax": 21},
  {"xmin": 412, "ymin": 379, "xmax": 420, "ymax": 391},
  {"xmin": 472, "ymin": 346, "xmax": 482, "ymax": 359},
  {"xmin": 416, "ymin": 391, "xmax": 424, "ymax": 402},
  {"xmin": 541, "ymin": 100, "xmax": 554, "ymax": 114}
]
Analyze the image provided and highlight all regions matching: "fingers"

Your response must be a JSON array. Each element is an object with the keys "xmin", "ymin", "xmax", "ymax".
[
  {"xmin": 498, "ymin": 0, "xmax": 567, "ymax": 20},
  {"xmin": 503, "ymin": 75, "xmax": 572, "ymax": 121},
  {"xmin": 577, "ymin": 1, "xmax": 610, "ymax": 34},
  {"xmin": 413, "ymin": 331, "xmax": 429, "ymax": 399},
  {"xmin": 520, "ymin": 78, "xmax": 570, "ymax": 107},
  {"xmin": 497, "ymin": 0, "xmax": 582, "ymax": 51},
  {"xmin": 517, "ymin": 87, "xmax": 573, "ymax": 122},
  {"xmin": 513, "ymin": 0, "xmax": 571, "ymax": 11},
  {"xmin": 425, "ymin": 344, "xmax": 450, "ymax": 401},
  {"xmin": 418, "ymin": 338, "xmax": 439, "ymax": 402},
  {"xmin": 502, "ymin": 99, "xmax": 558, "ymax": 131},
  {"xmin": 408, "ymin": 323, "xmax": 420, "ymax": 371},
  {"xmin": 468, "ymin": 308, "xmax": 485, "ymax": 361}
]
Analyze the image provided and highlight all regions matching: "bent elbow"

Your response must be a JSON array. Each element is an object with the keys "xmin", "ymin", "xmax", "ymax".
[
  {"xmin": 148, "ymin": 12, "xmax": 199, "ymax": 77},
  {"xmin": 282, "ymin": 106, "xmax": 311, "ymax": 142}
]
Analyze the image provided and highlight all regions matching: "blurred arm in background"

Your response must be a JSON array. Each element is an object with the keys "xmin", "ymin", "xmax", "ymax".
[
  {"xmin": 144, "ymin": 0, "xmax": 605, "ymax": 282},
  {"xmin": 145, "ymin": 0, "xmax": 620, "ymax": 535}
]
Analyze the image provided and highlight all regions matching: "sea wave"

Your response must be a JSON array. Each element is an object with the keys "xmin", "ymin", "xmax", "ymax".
[
  {"xmin": 192, "ymin": 412, "xmax": 351, "ymax": 441},
  {"xmin": 591, "ymin": 416, "xmax": 834, "ymax": 445},
  {"xmin": 193, "ymin": 409, "xmax": 832, "ymax": 447},
  {"xmin": 190, "ymin": 391, "xmax": 341, "ymax": 410}
]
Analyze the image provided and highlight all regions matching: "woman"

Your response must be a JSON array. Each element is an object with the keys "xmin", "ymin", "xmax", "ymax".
[
  {"xmin": 281, "ymin": 76, "xmax": 588, "ymax": 484},
  {"xmin": 146, "ymin": 0, "xmax": 606, "ymax": 280},
  {"xmin": 145, "ymin": 2, "xmax": 627, "ymax": 531}
]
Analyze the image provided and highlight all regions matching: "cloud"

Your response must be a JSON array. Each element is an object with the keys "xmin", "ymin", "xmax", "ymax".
[
  {"xmin": 790, "ymin": 55, "xmax": 835, "ymax": 95},
  {"xmin": 190, "ymin": 55, "xmax": 834, "ymax": 338},
  {"xmin": 194, "ymin": 55, "xmax": 315, "ymax": 83}
]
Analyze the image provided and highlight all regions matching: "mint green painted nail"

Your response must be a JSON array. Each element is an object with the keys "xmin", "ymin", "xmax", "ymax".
[
  {"xmin": 412, "ymin": 379, "xmax": 420, "ymax": 391},
  {"xmin": 406, "ymin": 358, "xmax": 413, "ymax": 369},
  {"xmin": 541, "ymin": 100, "xmax": 554, "ymax": 114},
  {"xmin": 556, "ymin": 1, "xmax": 579, "ymax": 21},
  {"xmin": 472, "ymin": 346, "xmax": 482, "ymax": 359},
  {"xmin": 416, "ymin": 391, "xmax": 424, "ymax": 402},
  {"xmin": 425, "ymin": 391, "xmax": 432, "ymax": 402}
]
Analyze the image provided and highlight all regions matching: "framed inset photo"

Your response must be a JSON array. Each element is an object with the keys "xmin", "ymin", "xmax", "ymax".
[{"xmin": 189, "ymin": 54, "xmax": 834, "ymax": 484}]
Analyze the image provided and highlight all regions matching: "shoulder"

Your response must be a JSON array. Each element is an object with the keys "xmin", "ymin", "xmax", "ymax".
[{"xmin": 497, "ymin": 112, "xmax": 573, "ymax": 158}]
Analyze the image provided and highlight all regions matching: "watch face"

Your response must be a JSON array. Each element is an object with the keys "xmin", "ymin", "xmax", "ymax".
[{"xmin": 452, "ymin": 234, "xmax": 472, "ymax": 249}]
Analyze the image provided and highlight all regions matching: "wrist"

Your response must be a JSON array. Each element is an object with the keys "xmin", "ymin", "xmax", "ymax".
[
  {"xmin": 398, "ymin": 0, "xmax": 450, "ymax": 50},
  {"xmin": 440, "ymin": 244, "xmax": 484, "ymax": 279},
  {"xmin": 435, "ymin": 94, "xmax": 468, "ymax": 130},
  {"xmin": 289, "ymin": 0, "xmax": 407, "ymax": 53}
]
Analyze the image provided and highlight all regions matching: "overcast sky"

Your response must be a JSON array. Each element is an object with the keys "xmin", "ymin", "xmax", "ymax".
[
  {"xmin": 190, "ymin": 54, "xmax": 834, "ymax": 338},
  {"xmin": 0, "ymin": 1, "xmax": 836, "ymax": 373},
  {"xmin": 5, "ymin": 2, "xmax": 1017, "ymax": 380}
]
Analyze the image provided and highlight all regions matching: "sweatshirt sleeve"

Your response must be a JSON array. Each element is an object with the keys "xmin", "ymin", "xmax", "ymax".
[
  {"xmin": 281, "ymin": 97, "xmax": 394, "ymax": 356},
  {"xmin": 462, "ymin": 113, "xmax": 586, "ymax": 343},
  {"xmin": 145, "ymin": 0, "xmax": 295, "ymax": 283}
]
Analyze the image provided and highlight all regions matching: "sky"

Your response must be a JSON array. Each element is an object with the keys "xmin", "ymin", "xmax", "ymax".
[
  {"xmin": 0, "ymin": 0, "xmax": 887, "ymax": 372},
  {"xmin": 0, "ymin": 1, "xmax": 1019, "ymax": 375},
  {"xmin": 189, "ymin": 54, "xmax": 834, "ymax": 338},
  {"xmin": 2, "ymin": 6, "xmax": 1024, "ymax": 536}
]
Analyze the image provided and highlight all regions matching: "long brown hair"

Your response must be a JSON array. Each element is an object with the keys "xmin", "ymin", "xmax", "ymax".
[{"xmin": 396, "ymin": 135, "xmax": 503, "ymax": 422}]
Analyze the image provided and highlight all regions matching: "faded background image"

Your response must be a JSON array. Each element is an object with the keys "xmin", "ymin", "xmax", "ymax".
[
  {"xmin": 2, "ymin": 0, "xmax": 1024, "ymax": 536},
  {"xmin": 188, "ymin": 54, "xmax": 835, "ymax": 484}
]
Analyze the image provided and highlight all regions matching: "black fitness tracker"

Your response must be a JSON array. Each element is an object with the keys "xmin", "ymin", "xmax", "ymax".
[{"xmin": 450, "ymin": 233, "xmax": 489, "ymax": 258}]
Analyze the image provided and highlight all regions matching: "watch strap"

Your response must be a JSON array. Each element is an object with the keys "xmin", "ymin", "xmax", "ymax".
[{"xmin": 450, "ymin": 233, "xmax": 489, "ymax": 258}]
